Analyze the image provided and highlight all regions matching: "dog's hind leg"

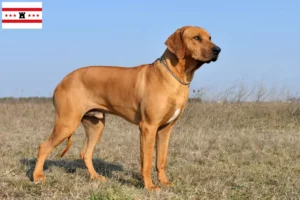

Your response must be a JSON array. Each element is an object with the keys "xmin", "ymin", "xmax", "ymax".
[
  {"xmin": 33, "ymin": 115, "xmax": 81, "ymax": 182},
  {"xmin": 33, "ymin": 91, "xmax": 83, "ymax": 183},
  {"xmin": 80, "ymin": 139, "xmax": 88, "ymax": 159},
  {"xmin": 81, "ymin": 114, "xmax": 106, "ymax": 182},
  {"xmin": 80, "ymin": 111, "xmax": 104, "ymax": 160}
]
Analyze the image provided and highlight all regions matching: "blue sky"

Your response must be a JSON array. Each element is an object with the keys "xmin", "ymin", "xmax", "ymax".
[{"xmin": 0, "ymin": 0, "xmax": 299, "ymax": 97}]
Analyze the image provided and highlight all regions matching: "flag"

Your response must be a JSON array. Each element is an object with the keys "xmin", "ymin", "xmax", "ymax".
[{"xmin": 2, "ymin": 2, "xmax": 42, "ymax": 29}]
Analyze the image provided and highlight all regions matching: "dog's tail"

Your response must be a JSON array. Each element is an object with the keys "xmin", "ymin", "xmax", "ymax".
[{"xmin": 60, "ymin": 136, "xmax": 73, "ymax": 157}]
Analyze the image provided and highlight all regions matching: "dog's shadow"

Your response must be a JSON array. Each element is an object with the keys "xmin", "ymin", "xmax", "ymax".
[
  {"xmin": 20, "ymin": 158, "xmax": 123, "ymax": 181},
  {"xmin": 20, "ymin": 158, "xmax": 143, "ymax": 188}
]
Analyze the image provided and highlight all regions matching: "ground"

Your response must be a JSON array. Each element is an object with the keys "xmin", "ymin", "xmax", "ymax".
[{"xmin": 0, "ymin": 98, "xmax": 300, "ymax": 199}]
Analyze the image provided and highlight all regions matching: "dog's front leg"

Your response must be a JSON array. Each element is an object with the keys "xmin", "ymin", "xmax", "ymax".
[
  {"xmin": 156, "ymin": 123, "xmax": 174, "ymax": 187},
  {"xmin": 139, "ymin": 122, "xmax": 159, "ymax": 191}
]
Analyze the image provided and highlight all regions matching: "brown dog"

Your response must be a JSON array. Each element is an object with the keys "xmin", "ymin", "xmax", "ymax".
[{"xmin": 32, "ymin": 25, "xmax": 221, "ymax": 190}]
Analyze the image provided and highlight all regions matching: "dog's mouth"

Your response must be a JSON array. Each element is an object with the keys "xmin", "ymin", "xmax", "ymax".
[
  {"xmin": 196, "ymin": 55, "xmax": 219, "ymax": 64},
  {"xmin": 196, "ymin": 59, "xmax": 212, "ymax": 64},
  {"xmin": 197, "ymin": 55, "xmax": 219, "ymax": 64},
  {"xmin": 211, "ymin": 57, "xmax": 218, "ymax": 62},
  {"xmin": 208, "ymin": 55, "xmax": 218, "ymax": 63},
  {"xmin": 203, "ymin": 58, "xmax": 217, "ymax": 64}
]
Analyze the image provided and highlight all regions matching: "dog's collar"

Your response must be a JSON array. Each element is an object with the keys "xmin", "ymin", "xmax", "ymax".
[{"xmin": 156, "ymin": 57, "xmax": 190, "ymax": 86}]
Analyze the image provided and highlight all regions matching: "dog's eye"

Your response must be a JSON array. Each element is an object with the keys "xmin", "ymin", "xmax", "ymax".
[
  {"xmin": 209, "ymin": 36, "xmax": 212, "ymax": 40},
  {"xmin": 194, "ymin": 36, "xmax": 201, "ymax": 40}
]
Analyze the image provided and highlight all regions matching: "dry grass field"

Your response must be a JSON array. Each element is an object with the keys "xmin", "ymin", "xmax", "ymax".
[{"xmin": 0, "ymin": 97, "xmax": 300, "ymax": 199}]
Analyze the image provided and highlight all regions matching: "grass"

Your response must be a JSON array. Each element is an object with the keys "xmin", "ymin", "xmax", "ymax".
[{"xmin": 0, "ymin": 98, "xmax": 300, "ymax": 199}]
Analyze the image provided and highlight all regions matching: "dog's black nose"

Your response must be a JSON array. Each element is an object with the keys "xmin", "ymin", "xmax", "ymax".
[{"xmin": 212, "ymin": 46, "xmax": 221, "ymax": 55}]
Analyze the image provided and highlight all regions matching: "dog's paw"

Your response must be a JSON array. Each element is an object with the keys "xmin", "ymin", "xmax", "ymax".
[
  {"xmin": 33, "ymin": 173, "xmax": 46, "ymax": 183},
  {"xmin": 90, "ymin": 174, "xmax": 107, "ymax": 183},
  {"xmin": 160, "ymin": 180, "xmax": 173, "ymax": 187},
  {"xmin": 145, "ymin": 185, "xmax": 160, "ymax": 191}
]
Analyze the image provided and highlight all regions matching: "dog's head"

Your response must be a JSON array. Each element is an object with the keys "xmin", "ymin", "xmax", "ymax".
[{"xmin": 165, "ymin": 26, "xmax": 221, "ymax": 64}]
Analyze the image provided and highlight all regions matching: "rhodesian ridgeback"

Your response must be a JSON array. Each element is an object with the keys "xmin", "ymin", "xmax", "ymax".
[{"xmin": 32, "ymin": 25, "xmax": 221, "ymax": 190}]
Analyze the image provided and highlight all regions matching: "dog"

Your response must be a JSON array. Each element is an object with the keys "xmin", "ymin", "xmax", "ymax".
[{"xmin": 32, "ymin": 25, "xmax": 221, "ymax": 190}]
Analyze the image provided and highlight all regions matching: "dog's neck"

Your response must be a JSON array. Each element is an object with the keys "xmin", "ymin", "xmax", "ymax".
[{"xmin": 160, "ymin": 49, "xmax": 204, "ymax": 84}]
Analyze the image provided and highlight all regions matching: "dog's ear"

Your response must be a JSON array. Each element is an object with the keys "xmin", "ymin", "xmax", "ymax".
[{"xmin": 165, "ymin": 27, "xmax": 186, "ymax": 59}]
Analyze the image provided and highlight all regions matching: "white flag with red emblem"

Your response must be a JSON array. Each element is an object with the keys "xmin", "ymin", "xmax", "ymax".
[{"xmin": 2, "ymin": 2, "xmax": 42, "ymax": 29}]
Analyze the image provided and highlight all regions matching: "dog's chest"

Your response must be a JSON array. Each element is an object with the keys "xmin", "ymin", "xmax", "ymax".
[
  {"xmin": 166, "ymin": 108, "xmax": 181, "ymax": 123},
  {"xmin": 163, "ymin": 91, "xmax": 188, "ymax": 124}
]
